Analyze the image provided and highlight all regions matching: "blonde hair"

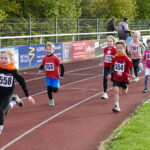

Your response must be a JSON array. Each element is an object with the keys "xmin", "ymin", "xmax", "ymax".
[
  {"xmin": 107, "ymin": 35, "xmax": 116, "ymax": 43},
  {"xmin": 132, "ymin": 31, "xmax": 140, "ymax": 38},
  {"xmin": 45, "ymin": 42, "xmax": 55, "ymax": 49},
  {"xmin": 116, "ymin": 40, "xmax": 126, "ymax": 49},
  {"xmin": 0, "ymin": 50, "xmax": 15, "ymax": 61}
]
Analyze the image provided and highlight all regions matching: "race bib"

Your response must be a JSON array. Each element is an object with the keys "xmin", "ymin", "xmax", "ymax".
[
  {"xmin": 114, "ymin": 63, "xmax": 125, "ymax": 72},
  {"xmin": 0, "ymin": 74, "xmax": 13, "ymax": 87},
  {"xmin": 105, "ymin": 55, "xmax": 113, "ymax": 63},
  {"xmin": 45, "ymin": 63, "xmax": 54, "ymax": 71},
  {"xmin": 146, "ymin": 53, "xmax": 150, "ymax": 60}
]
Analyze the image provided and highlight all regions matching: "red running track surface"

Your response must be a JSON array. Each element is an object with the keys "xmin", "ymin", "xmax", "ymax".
[{"xmin": 0, "ymin": 58, "xmax": 149, "ymax": 150}]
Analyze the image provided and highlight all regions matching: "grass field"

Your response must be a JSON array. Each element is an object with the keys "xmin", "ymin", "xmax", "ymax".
[{"xmin": 107, "ymin": 98, "xmax": 150, "ymax": 150}]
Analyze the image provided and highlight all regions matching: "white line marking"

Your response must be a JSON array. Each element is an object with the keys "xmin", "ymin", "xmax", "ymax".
[
  {"xmin": 19, "ymin": 65, "xmax": 100, "ymax": 83},
  {"xmin": 0, "ymin": 87, "xmax": 113, "ymax": 150},
  {"xmin": 61, "ymin": 87, "xmax": 100, "ymax": 91}
]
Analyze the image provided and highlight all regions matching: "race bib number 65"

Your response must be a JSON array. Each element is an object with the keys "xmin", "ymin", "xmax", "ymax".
[
  {"xmin": 0, "ymin": 74, "xmax": 13, "ymax": 87},
  {"xmin": 114, "ymin": 63, "xmax": 125, "ymax": 72},
  {"xmin": 45, "ymin": 63, "xmax": 54, "ymax": 71}
]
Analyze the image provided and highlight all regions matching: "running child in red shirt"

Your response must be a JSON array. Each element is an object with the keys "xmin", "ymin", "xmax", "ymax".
[
  {"xmin": 38, "ymin": 42, "xmax": 64, "ymax": 106},
  {"xmin": 112, "ymin": 40, "xmax": 133, "ymax": 112},
  {"xmin": 101, "ymin": 35, "xmax": 117, "ymax": 99}
]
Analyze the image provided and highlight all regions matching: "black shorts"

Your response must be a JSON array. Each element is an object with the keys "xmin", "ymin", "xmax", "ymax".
[{"xmin": 113, "ymin": 80, "xmax": 129, "ymax": 89}]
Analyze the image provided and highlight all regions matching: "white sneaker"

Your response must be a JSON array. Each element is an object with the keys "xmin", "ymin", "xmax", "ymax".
[
  {"xmin": 48, "ymin": 99, "xmax": 55, "ymax": 106},
  {"xmin": 101, "ymin": 92, "xmax": 108, "ymax": 99},
  {"xmin": 133, "ymin": 77, "xmax": 139, "ymax": 82},
  {"xmin": 112, "ymin": 105, "xmax": 121, "ymax": 112}
]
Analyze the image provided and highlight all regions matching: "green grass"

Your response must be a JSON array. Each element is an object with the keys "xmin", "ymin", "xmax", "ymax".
[{"xmin": 108, "ymin": 100, "xmax": 150, "ymax": 150}]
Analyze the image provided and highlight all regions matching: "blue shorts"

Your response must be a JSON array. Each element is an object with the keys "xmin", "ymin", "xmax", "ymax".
[{"xmin": 45, "ymin": 77, "xmax": 60, "ymax": 88}]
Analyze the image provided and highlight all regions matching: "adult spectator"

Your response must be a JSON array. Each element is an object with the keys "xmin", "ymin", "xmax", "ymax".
[
  {"xmin": 118, "ymin": 17, "xmax": 131, "ymax": 40},
  {"xmin": 106, "ymin": 17, "xmax": 117, "ymax": 35}
]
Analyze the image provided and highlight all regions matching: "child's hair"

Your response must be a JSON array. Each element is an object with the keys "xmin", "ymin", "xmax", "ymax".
[
  {"xmin": 132, "ymin": 31, "xmax": 140, "ymax": 38},
  {"xmin": 146, "ymin": 38, "xmax": 150, "ymax": 44},
  {"xmin": 107, "ymin": 35, "xmax": 116, "ymax": 43},
  {"xmin": 0, "ymin": 50, "xmax": 15, "ymax": 61},
  {"xmin": 116, "ymin": 40, "xmax": 126, "ymax": 49},
  {"xmin": 45, "ymin": 42, "xmax": 55, "ymax": 49}
]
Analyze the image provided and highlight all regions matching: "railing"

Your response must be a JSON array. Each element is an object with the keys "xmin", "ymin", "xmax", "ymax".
[{"xmin": 0, "ymin": 30, "xmax": 150, "ymax": 47}]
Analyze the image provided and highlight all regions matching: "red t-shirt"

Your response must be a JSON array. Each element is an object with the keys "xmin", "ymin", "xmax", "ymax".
[
  {"xmin": 103, "ymin": 47, "xmax": 117, "ymax": 67},
  {"xmin": 41, "ymin": 54, "xmax": 62, "ymax": 78},
  {"xmin": 112, "ymin": 54, "xmax": 133, "ymax": 82}
]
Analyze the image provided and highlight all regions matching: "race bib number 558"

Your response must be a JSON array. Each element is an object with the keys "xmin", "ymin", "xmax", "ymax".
[
  {"xmin": 114, "ymin": 63, "xmax": 125, "ymax": 72},
  {"xmin": 45, "ymin": 63, "xmax": 54, "ymax": 71},
  {"xmin": 0, "ymin": 74, "xmax": 13, "ymax": 87}
]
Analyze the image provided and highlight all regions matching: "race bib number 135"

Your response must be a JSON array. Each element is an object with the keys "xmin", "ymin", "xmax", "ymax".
[
  {"xmin": 45, "ymin": 63, "xmax": 54, "ymax": 71},
  {"xmin": 114, "ymin": 63, "xmax": 125, "ymax": 72}
]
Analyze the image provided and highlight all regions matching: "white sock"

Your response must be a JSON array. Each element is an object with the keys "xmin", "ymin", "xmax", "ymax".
[
  {"xmin": 115, "ymin": 103, "xmax": 119, "ymax": 107},
  {"xmin": 9, "ymin": 101, "xmax": 17, "ymax": 109},
  {"xmin": 0, "ymin": 125, "xmax": 4, "ymax": 131}
]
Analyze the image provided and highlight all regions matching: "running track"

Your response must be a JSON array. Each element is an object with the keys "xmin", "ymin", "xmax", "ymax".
[{"xmin": 0, "ymin": 58, "xmax": 149, "ymax": 150}]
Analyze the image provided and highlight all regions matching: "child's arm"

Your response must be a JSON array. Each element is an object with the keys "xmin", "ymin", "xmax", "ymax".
[
  {"xmin": 13, "ymin": 70, "xmax": 35, "ymax": 104},
  {"xmin": 60, "ymin": 63, "xmax": 64, "ymax": 78}
]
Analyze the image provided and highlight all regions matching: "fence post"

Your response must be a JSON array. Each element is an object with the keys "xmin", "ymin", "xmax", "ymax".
[
  {"xmin": 55, "ymin": 18, "xmax": 58, "ymax": 43},
  {"xmin": 28, "ymin": 18, "xmax": 32, "ymax": 45},
  {"xmin": 77, "ymin": 19, "xmax": 79, "ymax": 41},
  {"xmin": 97, "ymin": 19, "xmax": 100, "ymax": 40}
]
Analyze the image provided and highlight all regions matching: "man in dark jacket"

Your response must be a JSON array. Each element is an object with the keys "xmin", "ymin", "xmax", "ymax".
[{"xmin": 106, "ymin": 17, "xmax": 117, "ymax": 35}]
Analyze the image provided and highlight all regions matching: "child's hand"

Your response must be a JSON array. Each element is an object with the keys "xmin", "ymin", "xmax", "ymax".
[
  {"xmin": 108, "ymin": 74, "xmax": 111, "ymax": 80},
  {"xmin": 117, "ymin": 71, "xmax": 122, "ymax": 76},
  {"xmin": 38, "ymin": 70, "xmax": 43, "ymax": 73},
  {"xmin": 99, "ymin": 63, "xmax": 103, "ymax": 67},
  {"xmin": 27, "ymin": 96, "xmax": 35, "ymax": 104}
]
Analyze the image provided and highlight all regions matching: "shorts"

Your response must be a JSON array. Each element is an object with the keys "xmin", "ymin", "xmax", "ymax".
[
  {"xmin": 45, "ymin": 77, "xmax": 60, "ymax": 88},
  {"xmin": 145, "ymin": 67, "xmax": 150, "ymax": 76},
  {"xmin": 113, "ymin": 80, "xmax": 129, "ymax": 89}
]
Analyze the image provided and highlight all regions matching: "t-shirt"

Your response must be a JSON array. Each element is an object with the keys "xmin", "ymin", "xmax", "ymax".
[
  {"xmin": 103, "ymin": 47, "xmax": 117, "ymax": 67},
  {"xmin": 128, "ymin": 41, "xmax": 144, "ymax": 59},
  {"xmin": 112, "ymin": 54, "xmax": 133, "ymax": 82},
  {"xmin": 41, "ymin": 54, "xmax": 62, "ymax": 78},
  {"xmin": 141, "ymin": 49, "xmax": 150, "ymax": 69}
]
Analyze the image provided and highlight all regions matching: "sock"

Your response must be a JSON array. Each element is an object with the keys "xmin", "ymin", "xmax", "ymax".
[
  {"xmin": 0, "ymin": 125, "xmax": 4, "ymax": 132},
  {"xmin": 9, "ymin": 101, "xmax": 17, "ymax": 109},
  {"xmin": 115, "ymin": 103, "xmax": 119, "ymax": 107}
]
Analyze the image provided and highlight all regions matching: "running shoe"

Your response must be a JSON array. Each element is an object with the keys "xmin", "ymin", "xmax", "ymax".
[
  {"xmin": 49, "ymin": 99, "xmax": 55, "ymax": 106},
  {"xmin": 12, "ymin": 94, "xmax": 24, "ymax": 107},
  {"xmin": 112, "ymin": 105, "xmax": 121, "ymax": 112},
  {"xmin": 101, "ymin": 92, "xmax": 108, "ymax": 99},
  {"xmin": 133, "ymin": 77, "xmax": 139, "ymax": 82},
  {"xmin": 142, "ymin": 89, "xmax": 148, "ymax": 93}
]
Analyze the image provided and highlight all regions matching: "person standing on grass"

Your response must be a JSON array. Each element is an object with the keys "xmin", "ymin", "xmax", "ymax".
[
  {"xmin": 128, "ymin": 31, "xmax": 145, "ymax": 82},
  {"xmin": 100, "ymin": 35, "xmax": 117, "ymax": 99},
  {"xmin": 38, "ymin": 42, "xmax": 64, "ymax": 106},
  {"xmin": 111, "ymin": 40, "xmax": 133, "ymax": 112},
  {"xmin": 141, "ymin": 39, "xmax": 150, "ymax": 93},
  {"xmin": 0, "ymin": 50, "xmax": 35, "ymax": 134}
]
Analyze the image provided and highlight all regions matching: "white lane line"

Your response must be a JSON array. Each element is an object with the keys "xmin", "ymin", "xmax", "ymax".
[
  {"xmin": 61, "ymin": 87, "xmax": 100, "ymax": 91},
  {"xmin": 20, "ymin": 65, "xmax": 100, "ymax": 83},
  {"xmin": 0, "ymin": 87, "xmax": 113, "ymax": 150}
]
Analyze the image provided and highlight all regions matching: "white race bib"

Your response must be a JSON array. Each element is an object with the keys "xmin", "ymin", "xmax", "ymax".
[
  {"xmin": 114, "ymin": 63, "xmax": 125, "ymax": 72},
  {"xmin": 0, "ymin": 74, "xmax": 13, "ymax": 87},
  {"xmin": 105, "ymin": 55, "xmax": 113, "ymax": 63},
  {"xmin": 146, "ymin": 53, "xmax": 150, "ymax": 60},
  {"xmin": 45, "ymin": 63, "xmax": 54, "ymax": 71}
]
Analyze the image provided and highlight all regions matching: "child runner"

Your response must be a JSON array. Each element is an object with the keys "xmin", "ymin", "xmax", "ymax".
[
  {"xmin": 38, "ymin": 42, "xmax": 64, "ymax": 106},
  {"xmin": 101, "ymin": 35, "xmax": 117, "ymax": 99},
  {"xmin": 128, "ymin": 31, "xmax": 145, "ymax": 82},
  {"xmin": 0, "ymin": 50, "xmax": 35, "ymax": 134},
  {"xmin": 141, "ymin": 38, "xmax": 150, "ymax": 93},
  {"xmin": 112, "ymin": 40, "xmax": 133, "ymax": 112}
]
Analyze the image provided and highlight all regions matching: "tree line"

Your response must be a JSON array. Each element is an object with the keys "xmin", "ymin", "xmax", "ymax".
[{"xmin": 0, "ymin": 0, "xmax": 150, "ymax": 20}]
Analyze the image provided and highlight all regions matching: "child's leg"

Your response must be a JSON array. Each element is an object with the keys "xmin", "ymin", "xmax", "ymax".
[
  {"xmin": 144, "ymin": 75, "xmax": 149, "ymax": 90},
  {"xmin": 0, "ymin": 95, "xmax": 11, "ymax": 133},
  {"xmin": 114, "ymin": 86, "xmax": 120, "ymax": 106},
  {"xmin": 47, "ymin": 86, "xmax": 53, "ymax": 99},
  {"xmin": 103, "ymin": 67, "xmax": 110, "ymax": 92}
]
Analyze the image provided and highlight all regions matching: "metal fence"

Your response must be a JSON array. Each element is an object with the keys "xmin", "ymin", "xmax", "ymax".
[{"xmin": 0, "ymin": 18, "xmax": 150, "ymax": 46}]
